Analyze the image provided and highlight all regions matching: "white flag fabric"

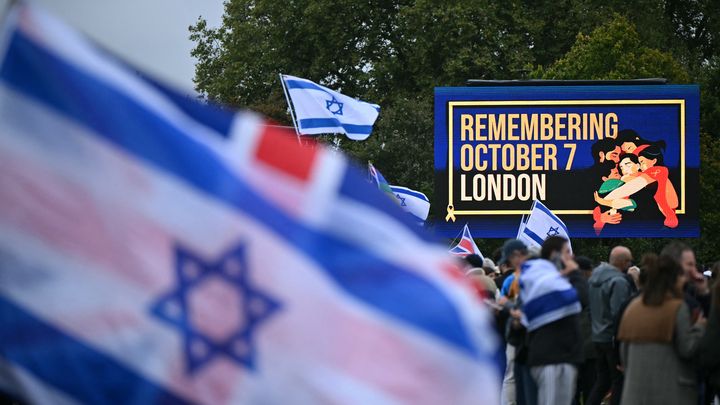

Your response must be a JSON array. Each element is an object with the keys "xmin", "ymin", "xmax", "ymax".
[
  {"xmin": 282, "ymin": 74, "xmax": 380, "ymax": 140},
  {"xmin": 390, "ymin": 186, "xmax": 430, "ymax": 224},
  {"xmin": 519, "ymin": 259, "xmax": 581, "ymax": 331},
  {"xmin": 517, "ymin": 201, "xmax": 572, "ymax": 252}
]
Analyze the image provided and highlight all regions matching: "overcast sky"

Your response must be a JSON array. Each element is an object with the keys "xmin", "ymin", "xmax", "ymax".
[{"xmin": 3, "ymin": 0, "xmax": 225, "ymax": 93}]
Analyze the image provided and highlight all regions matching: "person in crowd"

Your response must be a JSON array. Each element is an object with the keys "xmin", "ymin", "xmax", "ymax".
[
  {"xmin": 483, "ymin": 258, "xmax": 499, "ymax": 280},
  {"xmin": 496, "ymin": 259, "xmax": 515, "ymax": 290},
  {"xmin": 697, "ymin": 274, "xmax": 720, "ymax": 405},
  {"xmin": 497, "ymin": 239, "xmax": 530, "ymax": 405},
  {"xmin": 574, "ymin": 256, "xmax": 597, "ymax": 405},
  {"xmin": 710, "ymin": 261, "xmax": 720, "ymax": 282},
  {"xmin": 467, "ymin": 267, "xmax": 499, "ymax": 300},
  {"xmin": 464, "ymin": 253, "xmax": 485, "ymax": 271},
  {"xmin": 662, "ymin": 242, "xmax": 710, "ymax": 317},
  {"xmin": 587, "ymin": 246, "xmax": 634, "ymax": 405},
  {"xmin": 618, "ymin": 253, "xmax": 706, "ymax": 405},
  {"xmin": 484, "ymin": 266, "xmax": 499, "ymax": 280},
  {"xmin": 518, "ymin": 236, "xmax": 583, "ymax": 405}
]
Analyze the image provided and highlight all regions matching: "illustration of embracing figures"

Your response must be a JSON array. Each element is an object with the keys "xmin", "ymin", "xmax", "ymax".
[{"xmin": 591, "ymin": 129, "xmax": 679, "ymax": 235}]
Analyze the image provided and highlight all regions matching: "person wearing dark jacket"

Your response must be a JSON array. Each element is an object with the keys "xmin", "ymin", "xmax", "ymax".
[
  {"xmin": 587, "ymin": 246, "xmax": 633, "ymax": 405},
  {"xmin": 573, "ymin": 256, "xmax": 596, "ymax": 405},
  {"xmin": 696, "ymin": 278, "xmax": 720, "ymax": 403},
  {"xmin": 520, "ymin": 236, "xmax": 584, "ymax": 405},
  {"xmin": 662, "ymin": 242, "xmax": 711, "ymax": 317}
]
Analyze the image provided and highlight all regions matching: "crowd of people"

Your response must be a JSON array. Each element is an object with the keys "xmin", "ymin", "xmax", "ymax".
[{"xmin": 464, "ymin": 239, "xmax": 720, "ymax": 405}]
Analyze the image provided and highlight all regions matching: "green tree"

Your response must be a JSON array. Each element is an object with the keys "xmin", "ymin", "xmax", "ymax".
[{"xmin": 534, "ymin": 15, "xmax": 689, "ymax": 82}]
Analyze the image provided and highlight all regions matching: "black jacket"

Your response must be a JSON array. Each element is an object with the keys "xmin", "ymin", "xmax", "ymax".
[{"xmin": 526, "ymin": 268, "xmax": 587, "ymax": 367}]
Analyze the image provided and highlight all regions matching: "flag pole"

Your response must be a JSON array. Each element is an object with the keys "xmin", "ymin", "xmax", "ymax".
[
  {"xmin": 447, "ymin": 224, "xmax": 464, "ymax": 250},
  {"xmin": 516, "ymin": 214, "xmax": 527, "ymax": 239},
  {"xmin": 278, "ymin": 73, "xmax": 302, "ymax": 144}
]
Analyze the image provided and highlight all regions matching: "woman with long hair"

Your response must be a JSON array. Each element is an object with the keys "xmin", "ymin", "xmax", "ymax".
[
  {"xmin": 617, "ymin": 254, "xmax": 706, "ymax": 405},
  {"xmin": 594, "ymin": 143, "xmax": 679, "ymax": 228}
]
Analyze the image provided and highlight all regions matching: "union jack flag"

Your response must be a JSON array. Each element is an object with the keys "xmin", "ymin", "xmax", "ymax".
[{"xmin": 449, "ymin": 224, "xmax": 484, "ymax": 259}]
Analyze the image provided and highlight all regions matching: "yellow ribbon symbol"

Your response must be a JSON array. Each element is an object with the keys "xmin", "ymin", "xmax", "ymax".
[{"xmin": 445, "ymin": 205, "xmax": 456, "ymax": 222}]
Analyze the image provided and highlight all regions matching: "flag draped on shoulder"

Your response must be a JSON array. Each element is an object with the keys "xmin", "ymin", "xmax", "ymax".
[
  {"xmin": 517, "ymin": 200, "xmax": 572, "ymax": 252},
  {"xmin": 449, "ymin": 224, "xmax": 483, "ymax": 259},
  {"xmin": 519, "ymin": 259, "xmax": 581, "ymax": 332},
  {"xmin": 390, "ymin": 186, "xmax": 430, "ymax": 225},
  {"xmin": 0, "ymin": 4, "xmax": 499, "ymax": 404},
  {"xmin": 281, "ymin": 74, "xmax": 379, "ymax": 140}
]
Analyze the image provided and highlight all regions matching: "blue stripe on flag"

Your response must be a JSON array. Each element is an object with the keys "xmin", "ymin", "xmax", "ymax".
[
  {"xmin": 523, "ymin": 227, "xmax": 545, "ymax": 246},
  {"xmin": 0, "ymin": 32, "xmax": 476, "ymax": 358},
  {"xmin": 523, "ymin": 289, "xmax": 579, "ymax": 322},
  {"xmin": 0, "ymin": 296, "xmax": 190, "ymax": 404},
  {"xmin": 534, "ymin": 202, "xmax": 569, "ymax": 235},
  {"xmin": 298, "ymin": 118, "xmax": 373, "ymax": 136},
  {"xmin": 284, "ymin": 79, "xmax": 329, "ymax": 93},
  {"xmin": 389, "ymin": 187, "xmax": 429, "ymax": 202},
  {"xmin": 284, "ymin": 78, "xmax": 380, "ymax": 112},
  {"xmin": 140, "ymin": 72, "xmax": 235, "ymax": 137}
]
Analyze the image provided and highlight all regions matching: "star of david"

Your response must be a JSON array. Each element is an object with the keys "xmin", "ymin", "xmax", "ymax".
[
  {"xmin": 325, "ymin": 97, "xmax": 344, "ymax": 115},
  {"xmin": 546, "ymin": 226, "xmax": 560, "ymax": 237},
  {"xmin": 150, "ymin": 243, "xmax": 281, "ymax": 374},
  {"xmin": 396, "ymin": 194, "xmax": 407, "ymax": 207}
]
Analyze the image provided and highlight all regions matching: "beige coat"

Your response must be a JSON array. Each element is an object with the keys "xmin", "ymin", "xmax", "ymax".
[{"xmin": 619, "ymin": 302, "xmax": 705, "ymax": 405}]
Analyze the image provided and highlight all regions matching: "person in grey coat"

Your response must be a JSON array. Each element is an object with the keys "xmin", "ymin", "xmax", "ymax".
[
  {"xmin": 617, "ymin": 253, "xmax": 706, "ymax": 405},
  {"xmin": 587, "ymin": 246, "xmax": 633, "ymax": 405}
]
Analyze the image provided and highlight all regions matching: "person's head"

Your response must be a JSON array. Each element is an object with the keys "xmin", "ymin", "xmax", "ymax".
[
  {"xmin": 466, "ymin": 269, "xmax": 498, "ymax": 298},
  {"xmin": 618, "ymin": 153, "xmax": 640, "ymax": 176},
  {"xmin": 592, "ymin": 139, "xmax": 621, "ymax": 164},
  {"xmin": 609, "ymin": 245, "xmax": 633, "ymax": 272},
  {"xmin": 498, "ymin": 262, "xmax": 512, "ymax": 275},
  {"xmin": 661, "ymin": 241, "xmax": 697, "ymax": 280},
  {"xmin": 616, "ymin": 129, "xmax": 645, "ymax": 154},
  {"xmin": 598, "ymin": 160, "xmax": 620, "ymax": 181},
  {"xmin": 576, "ymin": 256, "xmax": 593, "ymax": 279},
  {"xmin": 483, "ymin": 266, "xmax": 497, "ymax": 279},
  {"xmin": 640, "ymin": 253, "xmax": 684, "ymax": 306},
  {"xmin": 499, "ymin": 239, "xmax": 528, "ymax": 270},
  {"xmin": 637, "ymin": 142, "xmax": 666, "ymax": 171},
  {"xmin": 540, "ymin": 236, "xmax": 571, "ymax": 268},
  {"xmin": 464, "ymin": 254, "xmax": 485, "ymax": 270}
]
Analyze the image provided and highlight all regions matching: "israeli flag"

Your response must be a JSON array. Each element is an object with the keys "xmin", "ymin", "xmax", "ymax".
[
  {"xmin": 282, "ymin": 74, "xmax": 380, "ymax": 140},
  {"xmin": 517, "ymin": 200, "xmax": 572, "ymax": 252},
  {"xmin": 390, "ymin": 186, "xmax": 430, "ymax": 224},
  {"xmin": 519, "ymin": 259, "xmax": 581, "ymax": 332}
]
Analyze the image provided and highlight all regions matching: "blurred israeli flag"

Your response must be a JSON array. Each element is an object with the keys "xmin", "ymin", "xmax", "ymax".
[
  {"xmin": 517, "ymin": 200, "xmax": 572, "ymax": 252},
  {"xmin": 390, "ymin": 186, "xmax": 430, "ymax": 225},
  {"xmin": 281, "ymin": 74, "xmax": 380, "ymax": 140}
]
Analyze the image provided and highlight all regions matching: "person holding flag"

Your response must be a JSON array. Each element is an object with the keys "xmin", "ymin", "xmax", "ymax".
[{"xmin": 519, "ymin": 236, "xmax": 585, "ymax": 405}]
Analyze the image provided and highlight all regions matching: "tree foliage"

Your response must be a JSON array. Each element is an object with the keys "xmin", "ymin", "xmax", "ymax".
[{"xmin": 191, "ymin": 0, "xmax": 720, "ymax": 264}]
